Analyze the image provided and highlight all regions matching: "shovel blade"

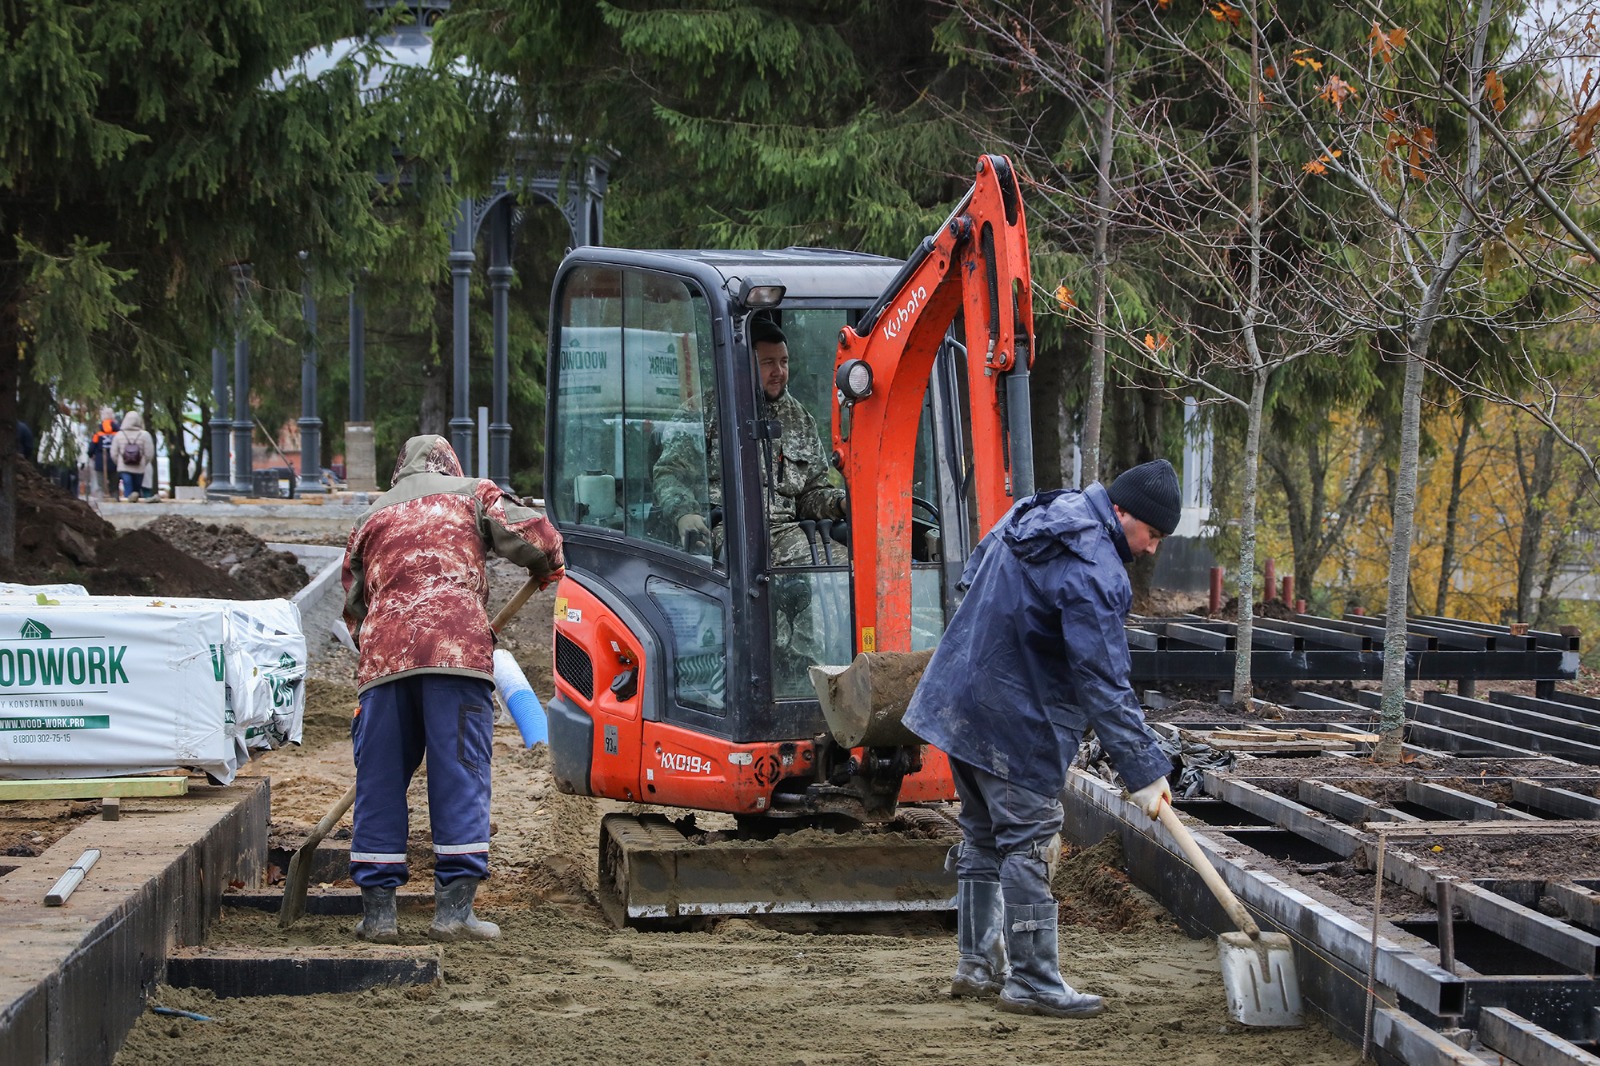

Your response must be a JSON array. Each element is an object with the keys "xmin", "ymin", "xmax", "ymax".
[{"xmin": 1219, "ymin": 931, "xmax": 1303, "ymax": 1027}]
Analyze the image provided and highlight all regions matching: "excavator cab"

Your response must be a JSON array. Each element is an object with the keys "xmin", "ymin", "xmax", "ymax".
[
  {"xmin": 544, "ymin": 250, "xmax": 972, "ymax": 809},
  {"xmin": 542, "ymin": 157, "xmax": 1035, "ymax": 922}
]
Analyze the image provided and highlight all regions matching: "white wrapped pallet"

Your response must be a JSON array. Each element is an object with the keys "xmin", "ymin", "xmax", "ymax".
[
  {"xmin": 0, "ymin": 601, "xmax": 232, "ymax": 781},
  {"xmin": 0, "ymin": 589, "xmax": 307, "ymax": 784}
]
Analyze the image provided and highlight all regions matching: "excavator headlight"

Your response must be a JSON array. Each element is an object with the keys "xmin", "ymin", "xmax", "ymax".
[
  {"xmin": 736, "ymin": 276, "xmax": 786, "ymax": 309},
  {"xmin": 835, "ymin": 359, "xmax": 873, "ymax": 401}
]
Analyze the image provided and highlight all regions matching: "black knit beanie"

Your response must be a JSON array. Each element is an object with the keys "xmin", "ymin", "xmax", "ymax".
[{"xmin": 1107, "ymin": 459, "xmax": 1182, "ymax": 536}]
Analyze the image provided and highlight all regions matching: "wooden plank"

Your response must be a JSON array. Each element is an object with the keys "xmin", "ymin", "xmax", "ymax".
[
  {"xmin": 1479, "ymin": 1005, "xmax": 1600, "ymax": 1066},
  {"xmin": 1368, "ymin": 819, "xmax": 1600, "ymax": 836},
  {"xmin": 1198, "ymin": 738, "xmax": 1356, "ymax": 752},
  {"xmin": 1299, "ymin": 729, "xmax": 1381, "ymax": 743},
  {"xmin": 0, "ymin": 777, "xmax": 189, "ymax": 801}
]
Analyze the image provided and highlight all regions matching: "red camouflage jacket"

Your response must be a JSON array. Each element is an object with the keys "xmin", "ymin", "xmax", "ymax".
[{"xmin": 341, "ymin": 434, "xmax": 564, "ymax": 694}]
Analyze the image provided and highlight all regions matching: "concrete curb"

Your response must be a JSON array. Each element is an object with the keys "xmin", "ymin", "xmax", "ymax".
[{"xmin": 0, "ymin": 780, "xmax": 269, "ymax": 1065}]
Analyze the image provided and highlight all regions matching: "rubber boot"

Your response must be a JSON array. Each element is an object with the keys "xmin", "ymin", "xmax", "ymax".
[
  {"xmin": 996, "ymin": 903, "xmax": 1106, "ymax": 1018},
  {"xmin": 951, "ymin": 880, "xmax": 1007, "ymax": 998},
  {"xmin": 428, "ymin": 876, "xmax": 500, "ymax": 942},
  {"xmin": 353, "ymin": 886, "xmax": 399, "ymax": 944}
]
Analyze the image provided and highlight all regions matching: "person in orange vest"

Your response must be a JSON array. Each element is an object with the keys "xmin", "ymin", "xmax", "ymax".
[{"xmin": 86, "ymin": 407, "xmax": 119, "ymax": 500}]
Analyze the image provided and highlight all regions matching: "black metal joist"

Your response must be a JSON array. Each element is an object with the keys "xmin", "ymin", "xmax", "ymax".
[{"xmin": 1128, "ymin": 613, "xmax": 1580, "ymax": 685}]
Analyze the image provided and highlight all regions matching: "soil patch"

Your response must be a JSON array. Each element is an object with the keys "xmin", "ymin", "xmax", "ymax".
[
  {"xmin": 1054, "ymin": 833, "xmax": 1174, "ymax": 932},
  {"xmin": 0, "ymin": 800, "xmax": 101, "ymax": 857},
  {"xmin": 142, "ymin": 515, "xmax": 309, "ymax": 599},
  {"xmin": 0, "ymin": 461, "xmax": 290, "ymax": 599}
]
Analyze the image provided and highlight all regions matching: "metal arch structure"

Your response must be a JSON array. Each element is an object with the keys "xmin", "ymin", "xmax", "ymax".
[
  {"xmin": 212, "ymin": 0, "xmax": 611, "ymax": 496},
  {"xmin": 443, "ymin": 162, "xmax": 610, "ymax": 484}
]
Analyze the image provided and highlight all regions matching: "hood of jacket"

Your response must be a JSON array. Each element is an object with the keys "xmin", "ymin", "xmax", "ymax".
[
  {"xmin": 121, "ymin": 411, "xmax": 143, "ymax": 432},
  {"xmin": 391, "ymin": 434, "xmax": 464, "ymax": 486},
  {"xmin": 1000, "ymin": 482, "xmax": 1127, "ymax": 565}
]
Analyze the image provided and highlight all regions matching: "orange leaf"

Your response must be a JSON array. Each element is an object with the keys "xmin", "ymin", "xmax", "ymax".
[
  {"xmin": 1388, "ymin": 27, "xmax": 1407, "ymax": 51},
  {"xmin": 1264, "ymin": 64, "xmax": 1277, "ymax": 79},
  {"xmin": 1485, "ymin": 70, "xmax": 1507, "ymax": 113},
  {"xmin": 1055, "ymin": 285, "xmax": 1076, "ymax": 310},
  {"xmin": 1291, "ymin": 49, "xmax": 1324, "ymax": 72},
  {"xmin": 1302, "ymin": 159, "xmax": 1328, "ymax": 175},
  {"xmin": 1380, "ymin": 156, "xmax": 1396, "ymax": 182},
  {"xmin": 1368, "ymin": 22, "xmax": 1393, "ymax": 63},
  {"xmin": 1157, "ymin": 0, "xmax": 1171, "ymax": 9},
  {"xmin": 1318, "ymin": 75, "xmax": 1359, "ymax": 113},
  {"xmin": 1572, "ymin": 101, "xmax": 1600, "ymax": 156},
  {"xmin": 1408, "ymin": 143, "xmax": 1426, "ymax": 181},
  {"xmin": 1210, "ymin": 2, "xmax": 1242, "ymax": 27},
  {"xmin": 1382, "ymin": 107, "xmax": 1399, "ymax": 123}
]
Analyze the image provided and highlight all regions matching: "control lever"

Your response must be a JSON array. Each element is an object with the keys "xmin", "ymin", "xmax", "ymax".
[
  {"xmin": 816, "ymin": 520, "xmax": 834, "ymax": 566},
  {"xmin": 797, "ymin": 519, "xmax": 820, "ymax": 565}
]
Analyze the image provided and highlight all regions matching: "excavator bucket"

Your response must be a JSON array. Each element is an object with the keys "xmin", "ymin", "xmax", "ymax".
[
  {"xmin": 809, "ymin": 650, "xmax": 933, "ymax": 748},
  {"xmin": 597, "ymin": 809, "xmax": 959, "ymax": 926}
]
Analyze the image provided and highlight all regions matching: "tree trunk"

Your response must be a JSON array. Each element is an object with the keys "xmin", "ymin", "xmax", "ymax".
[
  {"xmin": 1375, "ymin": 348, "xmax": 1427, "ymax": 763},
  {"xmin": 1434, "ymin": 404, "xmax": 1473, "ymax": 617},
  {"xmin": 0, "ymin": 326, "xmax": 17, "ymax": 565},
  {"xmin": 1081, "ymin": 0, "xmax": 1117, "ymax": 487},
  {"xmin": 420, "ymin": 352, "xmax": 447, "ymax": 439},
  {"xmin": 1232, "ymin": 370, "xmax": 1267, "ymax": 703},
  {"xmin": 1514, "ymin": 426, "xmax": 1556, "ymax": 623},
  {"xmin": 1030, "ymin": 344, "xmax": 1066, "ymax": 489}
]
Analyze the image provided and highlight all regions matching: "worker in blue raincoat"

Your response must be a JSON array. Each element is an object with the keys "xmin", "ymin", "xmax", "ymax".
[{"xmin": 903, "ymin": 459, "xmax": 1182, "ymax": 1020}]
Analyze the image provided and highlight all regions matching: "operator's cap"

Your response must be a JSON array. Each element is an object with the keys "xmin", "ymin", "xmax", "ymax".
[{"xmin": 1107, "ymin": 459, "xmax": 1182, "ymax": 537}]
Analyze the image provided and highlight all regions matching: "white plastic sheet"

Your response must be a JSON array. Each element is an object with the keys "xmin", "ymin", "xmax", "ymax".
[{"xmin": 0, "ymin": 590, "xmax": 306, "ymax": 783}]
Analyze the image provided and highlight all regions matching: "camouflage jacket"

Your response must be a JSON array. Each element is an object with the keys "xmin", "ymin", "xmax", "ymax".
[
  {"xmin": 653, "ymin": 389, "xmax": 844, "ymax": 556},
  {"xmin": 342, "ymin": 434, "xmax": 564, "ymax": 694}
]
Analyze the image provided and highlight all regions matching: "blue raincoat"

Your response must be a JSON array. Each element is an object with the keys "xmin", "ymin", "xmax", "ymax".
[{"xmin": 903, "ymin": 483, "xmax": 1171, "ymax": 798}]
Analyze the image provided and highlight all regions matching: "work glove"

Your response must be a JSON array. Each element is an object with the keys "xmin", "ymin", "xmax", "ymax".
[
  {"xmin": 538, "ymin": 565, "xmax": 566, "ymax": 591},
  {"xmin": 1127, "ymin": 777, "xmax": 1172, "ymax": 820},
  {"xmin": 677, "ymin": 513, "xmax": 710, "ymax": 549}
]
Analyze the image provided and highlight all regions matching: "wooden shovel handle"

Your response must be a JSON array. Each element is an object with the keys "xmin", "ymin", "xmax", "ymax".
[
  {"xmin": 490, "ymin": 576, "xmax": 541, "ymax": 634},
  {"xmin": 1158, "ymin": 802, "xmax": 1262, "ymax": 939},
  {"xmin": 309, "ymin": 784, "xmax": 358, "ymax": 847}
]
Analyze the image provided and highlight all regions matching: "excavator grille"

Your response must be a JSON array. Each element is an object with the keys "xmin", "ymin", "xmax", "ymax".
[{"xmin": 554, "ymin": 631, "xmax": 593, "ymax": 700}]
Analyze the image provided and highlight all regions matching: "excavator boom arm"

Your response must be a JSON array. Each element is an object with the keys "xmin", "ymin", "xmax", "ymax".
[{"xmin": 833, "ymin": 154, "xmax": 1036, "ymax": 655}]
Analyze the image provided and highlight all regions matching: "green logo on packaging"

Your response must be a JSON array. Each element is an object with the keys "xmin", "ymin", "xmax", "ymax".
[{"xmin": 4, "ymin": 621, "xmax": 129, "ymax": 688}]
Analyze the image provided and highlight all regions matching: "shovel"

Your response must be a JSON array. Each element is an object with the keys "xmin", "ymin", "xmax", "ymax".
[
  {"xmin": 1157, "ymin": 802, "xmax": 1304, "ymax": 1027},
  {"xmin": 278, "ymin": 575, "xmax": 543, "ymax": 929}
]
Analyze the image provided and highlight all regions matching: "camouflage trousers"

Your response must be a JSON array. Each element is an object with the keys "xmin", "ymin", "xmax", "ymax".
[{"xmin": 770, "ymin": 522, "xmax": 850, "ymax": 697}]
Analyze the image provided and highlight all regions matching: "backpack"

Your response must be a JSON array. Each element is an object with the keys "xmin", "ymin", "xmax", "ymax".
[{"xmin": 121, "ymin": 437, "xmax": 144, "ymax": 466}]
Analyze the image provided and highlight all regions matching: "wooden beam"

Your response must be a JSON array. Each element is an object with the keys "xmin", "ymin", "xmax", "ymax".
[
  {"xmin": 0, "ymin": 777, "xmax": 189, "ymax": 801},
  {"xmin": 1373, "ymin": 819, "xmax": 1600, "ymax": 836}
]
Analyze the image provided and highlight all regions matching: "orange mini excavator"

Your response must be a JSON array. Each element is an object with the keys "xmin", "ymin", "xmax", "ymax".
[{"xmin": 542, "ymin": 156, "xmax": 1036, "ymax": 923}]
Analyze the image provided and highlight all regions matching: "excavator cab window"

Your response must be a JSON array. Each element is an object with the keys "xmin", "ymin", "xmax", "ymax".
[{"xmin": 550, "ymin": 265, "xmax": 717, "ymax": 558}]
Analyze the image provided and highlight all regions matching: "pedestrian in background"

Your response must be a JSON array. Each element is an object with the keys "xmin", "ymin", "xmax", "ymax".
[
  {"xmin": 87, "ymin": 407, "xmax": 119, "ymax": 500},
  {"xmin": 903, "ymin": 459, "xmax": 1182, "ymax": 1020},
  {"xmin": 341, "ymin": 434, "xmax": 565, "ymax": 944},
  {"xmin": 109, "ymin": 410, "xmax": 154, "ymax": 502}
]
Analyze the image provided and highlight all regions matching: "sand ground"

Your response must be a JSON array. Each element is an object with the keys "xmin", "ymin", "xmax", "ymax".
[{"xmin": 113, "ymin": 560, "xmax": 1362, "ymax": 1066}]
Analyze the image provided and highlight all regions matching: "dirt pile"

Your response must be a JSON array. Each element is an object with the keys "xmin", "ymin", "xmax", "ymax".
[
  {"xmin": 0, "ymin": 461, "xmax": 308, "ymax": 600},
  {"xmin": 142, "ymin": 515, "xmax": 308, "ymax": 599}
]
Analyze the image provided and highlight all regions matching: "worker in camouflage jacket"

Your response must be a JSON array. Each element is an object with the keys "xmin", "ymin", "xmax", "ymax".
[
  {"xmin": 653, "ymin": 318, "xmax": 846, "ymax": 682},
  {"xmin": 653, "ymin": 317, "xmax": 845, "ymax": 565},
  {"xmin": 903, "ymin": 460, "xmax": 1181, "ymax": 1020},
  {"xmin": 341, "ymin": 434, "xmax": 564, "ymax": 944}
]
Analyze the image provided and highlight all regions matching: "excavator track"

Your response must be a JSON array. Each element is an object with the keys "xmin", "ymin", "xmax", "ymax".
[{"xmin": 597, "ymin": 807, "xmax": 961, "ymax": 927}]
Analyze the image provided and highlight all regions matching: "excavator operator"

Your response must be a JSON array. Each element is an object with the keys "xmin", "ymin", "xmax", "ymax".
[
  {"xmin": 653, "ymin": 316, "xmax": 846, "ymax": 564},
  {"xmin": 653, "ymin": 317, "xmax": 848, "ymax": 687}
]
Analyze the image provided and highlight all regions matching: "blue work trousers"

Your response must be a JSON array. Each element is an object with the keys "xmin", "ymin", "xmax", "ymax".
[
  {"xmin": 350, "ymin": 673, "xmax": 495, "ymax": 890},
  {"xmin": 949, "ymin": 757, "xmax": 1063, "ymax": 907}
]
